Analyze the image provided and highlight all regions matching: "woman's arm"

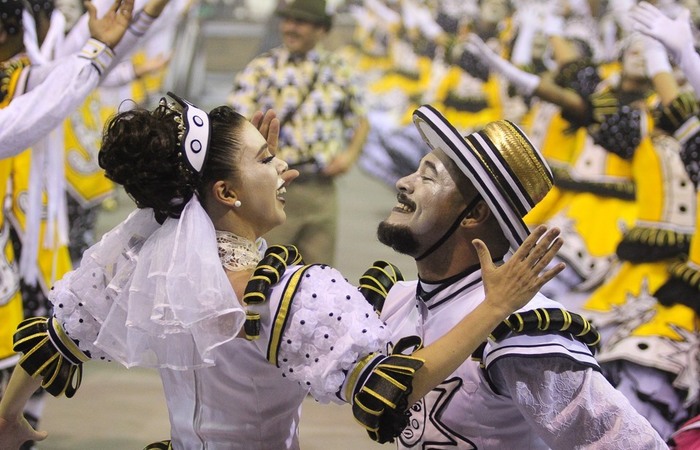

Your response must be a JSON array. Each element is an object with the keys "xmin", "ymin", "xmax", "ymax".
[
  {"xmin": 631, "ymin": 2, "xmax": 700, "ymax": 99},
  {"xmin": 0, "ymin": 368, "xmax": 46, "ymax": 449},
  {"xmin": 467, "ymin": 33, "xmax": 590, "ymax": 122},
  {"xmin": 407, "ymin": 225, "xmax": 564, "ymax": 403},
  {"xmin": 0, "ymin": 0, "xmax": 134, "ymax": 158}
]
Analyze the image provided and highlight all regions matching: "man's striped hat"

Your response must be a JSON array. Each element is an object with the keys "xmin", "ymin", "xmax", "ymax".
[{"xmin": 412, "ymin": 105, "xmax": 553, "ymax": 252}]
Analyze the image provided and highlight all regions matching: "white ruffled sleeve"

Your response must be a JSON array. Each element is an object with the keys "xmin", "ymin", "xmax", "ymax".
[
  {"xmin": 490, "ymin": 355, "xmax": 667, "ymax": 449},
  {"xmin": 51, "ymin": 197, "xmax": 246, "ymax": 369},
  {"xmin": 250, "ymin": 264, "xmax": 391, "ymax": 404}
]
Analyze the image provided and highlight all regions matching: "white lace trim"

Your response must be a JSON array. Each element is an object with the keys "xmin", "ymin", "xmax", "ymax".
[
  {"xmin": 52, "ymin": 197, "xmax": 246, "ymax": 369},
  {"xmin": 493, "ymin": 356, "xmax": 667, "ymax": 449},
  {"xmin": 216, "ymin": 230, "xmax": 261, "ymax": 271}
]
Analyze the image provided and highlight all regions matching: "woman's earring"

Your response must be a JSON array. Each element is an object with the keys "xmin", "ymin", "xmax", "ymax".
[{"xmin": 234, "ymin": 200, "xmax": 242, "ymax": 208}]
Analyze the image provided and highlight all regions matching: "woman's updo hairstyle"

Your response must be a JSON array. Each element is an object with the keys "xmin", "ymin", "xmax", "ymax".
[
  {"xmin": 199, "ymin": 105, "xmax": 247, "ymax": 191},
  {"xmin": 99, "ymin": 99, "xmax": 247, "ymax": 224}
]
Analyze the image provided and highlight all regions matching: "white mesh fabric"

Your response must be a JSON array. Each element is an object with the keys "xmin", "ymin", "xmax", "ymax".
[
  {"xmin": 53, "ymin": 197, "xmax": 246, "ymax": 369},
  {"xmin": 491, "ymin": 356, "xmax": 667, "ymax": 449}
]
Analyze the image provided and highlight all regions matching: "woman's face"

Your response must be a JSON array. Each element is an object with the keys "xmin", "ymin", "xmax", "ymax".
[
  {"xmin": 231, "ymin": 121, "xmax": 296, "ymax": 237},
  {"xmin": 622, "ymin": 38, "xmax": 647, "ymax": 80}
]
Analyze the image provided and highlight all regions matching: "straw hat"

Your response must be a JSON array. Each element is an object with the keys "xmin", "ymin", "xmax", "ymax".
[{"xmin": 412, "ymin": 105, "xmax": 553, "ymax": 251}]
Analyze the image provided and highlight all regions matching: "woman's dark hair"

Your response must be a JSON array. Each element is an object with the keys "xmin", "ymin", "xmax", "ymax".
[{"xmin": 98, "ymin": 102, "xmax": 247, "ymax": 223}]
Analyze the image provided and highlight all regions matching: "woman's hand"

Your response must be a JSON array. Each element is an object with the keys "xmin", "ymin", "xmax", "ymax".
[
  {"xmin": 475, "ymin": 225, "xmax": 565, "ymax": 317},
  {"xmin": 0, "ymin": 415, "xmax": 47, "ymax": 450},
  {"xmin": 251, "ymin": 110, "xmax": 280, "ymax": 156}
]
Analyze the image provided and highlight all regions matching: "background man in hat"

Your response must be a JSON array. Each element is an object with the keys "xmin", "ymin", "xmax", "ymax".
[
  {"xmin": 369, "ymin": 105, "xmax": 666, "ymax": 448},
  {"xmin": 227, "ymin": 0, "xmax": 368, "ymax": 265}
]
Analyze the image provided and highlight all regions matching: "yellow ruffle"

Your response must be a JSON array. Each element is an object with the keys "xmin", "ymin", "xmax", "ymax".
[{"xmin": 585, "ymin": 260, "xmax": 670, "ymax": 312}]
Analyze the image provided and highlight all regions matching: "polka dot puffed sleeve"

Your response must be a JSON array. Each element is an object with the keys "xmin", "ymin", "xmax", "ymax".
[{"xmin": 249, "ymin": 264, "xmax": 392, "ymax": 404}]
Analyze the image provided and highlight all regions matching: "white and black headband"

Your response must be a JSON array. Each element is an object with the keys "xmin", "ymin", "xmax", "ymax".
[{"xmin": 166, "ymin": 91, "xmax": 211, "ymax": 175}]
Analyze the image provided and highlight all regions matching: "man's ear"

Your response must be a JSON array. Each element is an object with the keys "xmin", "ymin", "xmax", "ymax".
[
  {"xmin": 211, "ymin": 180, "xmax": 239, "ymax": 207},
  {"xmin": 460, "ymin": 201, "xmax": 490, "ymax": 227}
]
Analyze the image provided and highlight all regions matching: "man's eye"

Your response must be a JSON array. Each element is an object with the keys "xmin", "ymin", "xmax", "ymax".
[{"xmin": 262, "ymin": 156, "xmax": 275, "ymax": 164}]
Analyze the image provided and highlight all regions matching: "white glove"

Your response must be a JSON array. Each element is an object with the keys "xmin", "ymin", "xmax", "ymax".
[
  {"xmin": 632, "ymin": 2, "xmax": 700, "ymax": 98},
  {"xmin": 511, "ymin": 16, "xmax": 538, "ymax": 66},
  {"xmin": 542, "ymin": 11, "xmax": 565, "ymax": 37},
  {"xmin": 642, "ymin": 35, "xmax": 673, "ymax": 78},
  {"xmin": 631, "ymin": 2, "xmax": 695, "ymax": 63},
  {"xmin": 466, "ymin": 33, "xmax": 540, "ymax": 96}
]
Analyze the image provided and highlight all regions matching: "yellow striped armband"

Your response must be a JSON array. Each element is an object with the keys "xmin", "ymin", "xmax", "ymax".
[
  {"xmin": 616, "ymin": 226, "xmax": 692, "ymax": 263},
  {"xmin": 358, "ymin": 260, "xmax": 404, "ymax": 314},
  {"xmin": 489, "ymin": 308, "xmax": 601, "ymax": 351},
  {"xmin": 654, "ymin": 260, "xmax": 700, "ymax": 314},
  {"xmin": 656, "ymin": 92, "xmax": 699, "ymax": 134},
  {"xmin": 243, "ymin": 245, "xmax": 303, "ymax": 341},
  {"xmin": 669, "ymin": 260, "xmax": 700, "ymax": 290},
  {"xmin": 266, "ymin": 265, "xmax": 314, "ymax": 366},
  {"xmin": 352, "ymin": 336, "xmax": 425, "ymax": 443},
  {"xmin": 13, "ymin": 317, "xmax": 90, "ymax": 398},
  {"xmin": 589, "ymin": 90, "xmax": 620, "ymax": 125}
]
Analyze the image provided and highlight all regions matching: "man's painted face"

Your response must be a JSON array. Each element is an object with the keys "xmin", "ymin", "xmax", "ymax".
[{"xmin": 377, "ymin": 151, "xmax": 469, "ymax": 258}]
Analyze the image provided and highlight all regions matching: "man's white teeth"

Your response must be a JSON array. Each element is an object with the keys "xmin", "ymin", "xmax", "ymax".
[
  {"xmin": 277, "ymin": 187, "xmax": 287, "ymax": 196},
  {"xmin": 396, "ymin": 203, "xmax": 413, "ymax": 212}
]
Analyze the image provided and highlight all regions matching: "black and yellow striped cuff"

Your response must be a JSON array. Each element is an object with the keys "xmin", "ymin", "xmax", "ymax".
[
  {"xmin": 13, "ymin": 317, "xmax": 88, "ymax": 397},
  {"xmin": 352, "ymin": 345, "xmax": 425, "ymax": 443},
  {"xmin": 358, "ymin": 260, "xmax": 404, "ymax": 314},
  {"xmin": 490, "ymin": 308, "xmax": 601, "ymax": 350},
  {"xmin": 656, "ymin": 92, "xmax": 699, "ymax": 133}
]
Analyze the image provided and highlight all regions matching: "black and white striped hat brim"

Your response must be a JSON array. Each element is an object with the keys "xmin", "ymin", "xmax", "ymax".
[{"xmin": 412, "ymin": 105, "xmax": 553, "ymax": 252}]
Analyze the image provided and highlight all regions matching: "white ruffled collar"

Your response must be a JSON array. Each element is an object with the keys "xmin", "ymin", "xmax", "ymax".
[{"xmin": 216, "ymin": 230, "xmax": 261, "ymax": 272}]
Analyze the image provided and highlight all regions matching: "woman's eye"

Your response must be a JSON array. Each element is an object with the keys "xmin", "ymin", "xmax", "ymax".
[{"xmin": 262, "ymin": 155, "xmax": 275, "ymax": 164}]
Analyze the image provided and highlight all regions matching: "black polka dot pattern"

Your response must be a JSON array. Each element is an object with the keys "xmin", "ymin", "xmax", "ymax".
[
  {"xmin": 681, "ymin": 134, "xmax": 700, "ymax": 189},
  {"xmin": 555, "ymin": 60, "xmax": 601, "ymax": 99},
  {"xmin": 0, "ymin": 0, "xmax": 23, "ymax": 36},
  {"xmin": 592, "ymin": 106, "xmax": 641, "ymax": 159},
  {"xmin": 273, "ymin": 265, "xmax": 391, "ymax": 402}
]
